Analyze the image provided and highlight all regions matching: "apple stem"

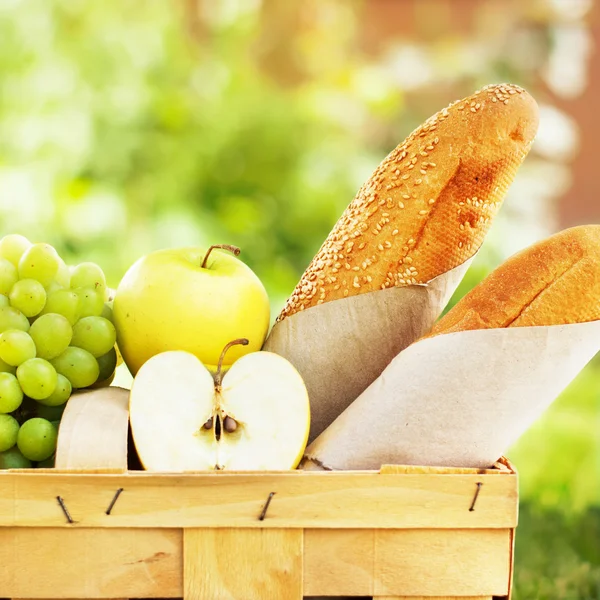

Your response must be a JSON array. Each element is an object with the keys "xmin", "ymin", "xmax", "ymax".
[
  {"xmin": 214, "ymin": 338, "xmax": 249, "ymax": 386},
  {"xmin": 200, "ymin": 244, "xmax": 241, "ymax": 269}
]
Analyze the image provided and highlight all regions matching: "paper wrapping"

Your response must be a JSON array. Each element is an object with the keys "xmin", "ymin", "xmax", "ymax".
[
  {"xmin": 263, "ymin": 259, "xmax": 473, "ymax": 443},
  {"xmin": 302, "ymin": 321, "xmax": 600, "ymax": 470}
]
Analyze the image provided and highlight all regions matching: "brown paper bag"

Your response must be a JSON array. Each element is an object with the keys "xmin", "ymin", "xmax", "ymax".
[
  {"xmin": 302, "ymin": 321, "xmax": 600, "ymax": 470},
  {"xmin": 263, "ymin": 259, "xmax": 473, "ymax": 443}
]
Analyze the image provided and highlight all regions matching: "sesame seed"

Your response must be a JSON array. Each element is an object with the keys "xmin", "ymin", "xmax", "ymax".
[
  {"xmin": 392, "ymin": 229, "xmax": 399, "ymax": 235},
  {"xmin": 384, "ymin": 241, "xmax": 392, "ymax": 248},
  {"xmin": 378, "ymin": 243, "xmax": 384, "ymax": 251},
  {"xmin": 334, "ymin": 284, "xmax": 340, "ymax": 290},
  {"xmin": 429, "ymin": 198, "xmax": 436, "ymax": 204},
  {"xmin": 399, "ymin": 202, "xmax": 405, "ymax": 209},
  {"xmin": 415, "ymin": 179, "xmax": 422, "ymax": 185},
  {"xmin": 366, "ymin": 275, "xmax": 372, "ymax": 282},
  {"xmin": 420, "ymin": 169, "xmax": 427, "ymax": 175},
  {"xmin": 419, "ymin": 210, "xmax": 427, "ymax": 215},
  {"xmin": 358, "ymin": 242, "xmax": 366, "ymax": 250},
  {"xmin": 343, "ymin": 290, "xmax": 349, "ymax": 297},
  {"xmin": 345, "ymin": 263, "xmax": 351, "ymax": 270},
  {"xmin": 402, "ymin": 174, "xmax": 410, "ymax": 180},
  {"xmin": 402, "ymin": 194, "xmax": 410, "ymax": 199}
]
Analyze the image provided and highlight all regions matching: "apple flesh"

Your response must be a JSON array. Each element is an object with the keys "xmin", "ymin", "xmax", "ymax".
[
  {"xmin": 113, "ymin": 246, "xmax": 270, "ymax": 376},
  {"xmin": 129, "ymin": 349, "xmax": 310, "ymax": 471}
]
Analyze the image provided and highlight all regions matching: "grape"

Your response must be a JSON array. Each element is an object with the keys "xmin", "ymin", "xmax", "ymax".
[
  {"xmin": 74, "ymin": 287, "xmax": 104, "ymax": 317},
  {"xmin": 0, "ymin": 372, "xmax": 23, "ymax": 412},
  {"xmin": 37, "ymin": 373, "xmax": 71, "ymax": 407},
  {"xmin": 0, "ymin": 330, "xmax": 36, "ymax": 366},
  {"xmin": 9, "ymin": 279, "xmax": 47, "ymax": 317},
  {"xmin": 70, "ymin": 262, "xmax": 106, "ymax": 297},
  {"xmin": 55, "ymin": 259, "xmax": 71, "ymax": 288},
  {"xmin": 96, "ymin": 347, "xmax": 117, "ymax": 382},
  {"xmin": 0, "ymin": 258, "xmax": 18, "ymax": 296},
  {"xmin": 0, "ymin": 295, "xmax": 8, "ymax": 308},
  {"xmin": 29, "ymin": 313, "xmax": 72, "ymax": 359},
  {"xmin": 100, "ymin": 302, "xmax": 113, "ymax": 321},
  {"xmin": 40, "ymin": 289, "xmax": 80, "ymax": 325},
  {"xmin": 0, "ymin": 234, "xmax": 32, "ymax": 267},
  {"xmin": 36, "ymin": 454, "xmax": 55, "ymax": 468},
  {"xmin": 0, "ymin": 357, "xmax": 15, "ymax": 374},
  {"xmin": 17, "ymin": 417, "xmax": 57, "ymax": 462},
  {"xmin": 18, "ymin": 243, "xmax": 60, "ymax": 287},
  {"xmin": 16, "ymin": 358, "xmax": 58, "ymax": 400},
  {"xmin": 45, "ymin": 281, "xmax": 63, "ymax": 295},
  {"xmin": 0, "ymin": 306, "xmax": 30, "ymax": 333},
  {"xmin": 51, "ymin": 346, "xmax": 99, "ymax": 389},
  {"xmin": 0, "ymin": 446, "xmax": 31, "ymax": 469},
  {"xmin": 36, "ymin": 401, "xmax": 66, "ymax": 421},
  {"xmin": 0, "ymin": 414, "xmax": 19, "ymax": 452},
  {"xmin": 71, "ymin": 316, "xmax": 116, "ymax": 358}
]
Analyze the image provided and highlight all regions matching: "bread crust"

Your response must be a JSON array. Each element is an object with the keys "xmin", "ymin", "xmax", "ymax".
[
  {"xmin": 429, "ymin": 225, "xmax": 600, "ymax": 336},
  {"xmin": 278, "ymin": 83, "xmax": 539, "ymax": 321}
]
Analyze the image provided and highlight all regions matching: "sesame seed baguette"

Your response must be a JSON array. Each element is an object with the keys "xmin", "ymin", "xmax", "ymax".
[
  {"xmin": 278, "ymin": 83, "xmax": 539, "ymax": 321},
  {"xmin": 428, "ymin": 225, "xmax": 600, "ymax": 337}
]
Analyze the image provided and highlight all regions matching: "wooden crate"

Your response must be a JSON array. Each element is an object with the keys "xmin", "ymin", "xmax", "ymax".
[{"xmin": 0, "ymin": 457, "xmax": 517, "ymax": 600}]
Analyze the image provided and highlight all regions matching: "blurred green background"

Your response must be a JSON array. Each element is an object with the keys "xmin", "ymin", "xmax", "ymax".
[{"xmin": 1, "ymin": 0, "xmax": 599, "ymax": 597}]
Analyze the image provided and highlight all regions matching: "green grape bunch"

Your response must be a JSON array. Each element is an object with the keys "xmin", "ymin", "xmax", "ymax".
[{"xmin": 0, "ymin": 234, "xmax": 119, "ymax": 469}]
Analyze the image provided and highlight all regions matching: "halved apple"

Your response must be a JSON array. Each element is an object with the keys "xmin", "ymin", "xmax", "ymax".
[{"xmin": 129, "ymin": 340, "xmax": 311, "ymax": 471}]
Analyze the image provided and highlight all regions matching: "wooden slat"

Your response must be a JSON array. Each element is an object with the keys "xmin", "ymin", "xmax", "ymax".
[
  {"xmin": 303, "ymin": 529, "xmax": 511, "ymax": 597},
  {"xmin": 374, "ymin": 529, "xmax": 511, "ymax": 597},
  {"xmin": 0, "ymin": 470, "xmax": 517, "ymax": 529},
  {"xmin": 376, "ymin": 597, "xmax": 493, "ymax": 599},
  {"xmin": 0, "ymin": 527, "xmax": 512, "ymax": 598},
  {"xmin": 0, "ymin": 528, "xmax": 181, "ymax": 598},
  {"xmin": 304, "ymin": 529, "xmax": 375, "ymax": 596},
  {"xmin": 184, "ymin": 528, "xmax": 302, "ymax": 600}
]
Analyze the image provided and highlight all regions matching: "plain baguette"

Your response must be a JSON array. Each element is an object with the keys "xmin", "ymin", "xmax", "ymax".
[
  {"xmin": 278, "ymin": 83, "xmax": 539, "ymax": 321},
  {"xmin": 429, "ymin": 224, "xmax": 600, "ymax": 336}
]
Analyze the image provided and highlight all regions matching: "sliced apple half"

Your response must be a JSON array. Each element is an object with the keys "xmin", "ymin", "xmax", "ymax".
[{"xmin": 129, "ymin": 340, "xmax": 310, "ymax": 471}]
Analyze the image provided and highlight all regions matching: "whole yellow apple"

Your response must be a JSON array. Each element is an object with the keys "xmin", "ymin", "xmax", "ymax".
[{"xmin": 112, "ymin": 245, "xmax": 271, "ymax": 376}]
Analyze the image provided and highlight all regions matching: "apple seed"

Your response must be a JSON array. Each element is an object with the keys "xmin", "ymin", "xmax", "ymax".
[
  {"xmin": 203, "ymin": 417, "xmax": 213, "ymax": 430},
  {"xmin": 223, "ymin": 416, "xmax": 237, "ymax": 433}
]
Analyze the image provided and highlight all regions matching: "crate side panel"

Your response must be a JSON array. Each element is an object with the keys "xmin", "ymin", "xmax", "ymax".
[
  {"xmin": 303, "ymin": 529, "xmax": 375, "ymax": 596},
  {"xmin": 0, "ymin": 471, "xmax": 517, "ymax": 529},
  {"xmin": 184, "ymin": 528, "xmax": 302, "ymax": 600},
  {"xmin": 0, "ymin": 528, "xmax": 182, "ymax": 598},
  {"xmin": 374, "ymin": 529, "xmax": 512, "ymax": 597}
]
